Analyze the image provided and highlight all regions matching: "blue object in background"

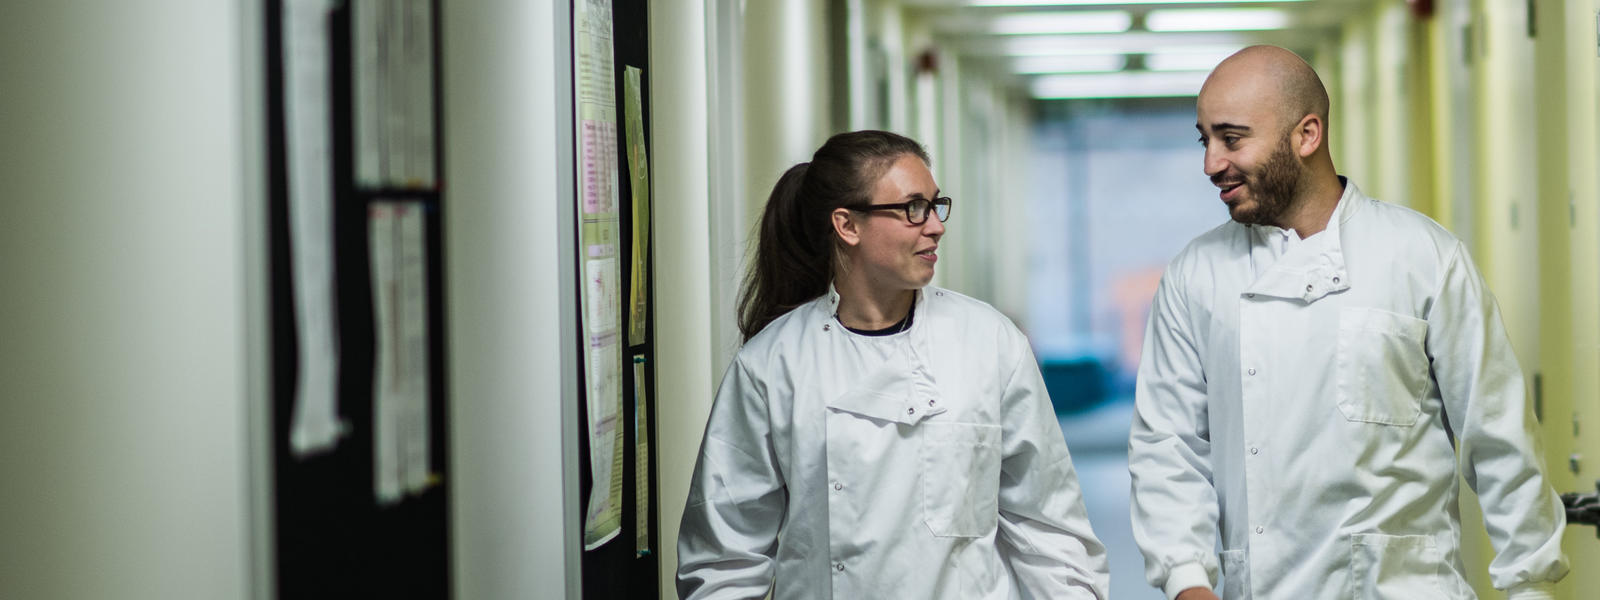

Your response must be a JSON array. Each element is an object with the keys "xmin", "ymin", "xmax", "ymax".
[{"xmin": 1039, "ymin": 357, "xmax": 1111, "ymax": 416}]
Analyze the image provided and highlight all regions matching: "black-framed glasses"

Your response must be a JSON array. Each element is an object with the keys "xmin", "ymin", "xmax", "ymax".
[{"xmin": 846, "ymin": 196, "xmax": 953, "ymax": 225}]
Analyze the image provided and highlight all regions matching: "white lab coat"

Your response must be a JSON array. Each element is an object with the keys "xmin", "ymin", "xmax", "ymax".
[
  {"xmin": 678, "ymin": 285, "xmax": 1109, "ymax": 599},
  {"xmin": 1129, "ymin": 180, "xmax": 1568, "ymax": 600}
]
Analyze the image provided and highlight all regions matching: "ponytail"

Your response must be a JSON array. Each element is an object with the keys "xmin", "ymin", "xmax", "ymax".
[{"xmin": 737, "ymin": 130, "xmax": 930, "ymax": 342}]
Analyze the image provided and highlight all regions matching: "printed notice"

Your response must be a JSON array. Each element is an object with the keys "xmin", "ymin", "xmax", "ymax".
[
  {"xmin": 369, "ymin": 201, "xmax": 433, "ymax": 506},
  {"xmin": 633, "ymin": 355, "xmax": 651, "ymax": 556},
  {"xmin": 624, "ymin": 65, "xmax": 651, "ymax": 346},
  {"xmin": 284, "ymin": 0, "xmax": 348, "ymax": 458},
  {"xmin": 575, "ymin": 0, "xmax": 624, "ymax": 551}
]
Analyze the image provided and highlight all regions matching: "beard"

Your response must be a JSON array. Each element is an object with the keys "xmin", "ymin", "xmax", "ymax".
[{"xmin": 1225, "ymin": 134, "xmax": 1303, "ymax": 227}]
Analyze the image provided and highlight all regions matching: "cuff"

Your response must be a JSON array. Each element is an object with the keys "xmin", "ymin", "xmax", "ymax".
[
  {"xmin": 1163, "ymin": 561, "xmax": 1213, "ymax": 600},
  {"xmin": 1506, "ymin": 582, "xmax": 1557, "ymax": 600}
]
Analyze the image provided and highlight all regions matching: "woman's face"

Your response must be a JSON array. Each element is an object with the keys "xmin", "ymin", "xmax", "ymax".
[{"xmin": 844, "ymin": 154, "xmax": 945, "ymax": 292}]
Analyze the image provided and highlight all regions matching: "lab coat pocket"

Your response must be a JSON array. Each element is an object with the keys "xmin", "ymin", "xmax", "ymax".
[
  {"xmin": 920, "ymin": 421, "xmax": 1002, "ymax": 538},
  {"xmin": 1349, "ymin": 534, "xmax": 1444, "ymax": 599},
  {"xmin": 1336, "ymin": 307, "xmax": 1430, "ymax": 426},
  {"xmin": 1219, "ymin": 549, "xmax": 1250, "ymax": 600}
]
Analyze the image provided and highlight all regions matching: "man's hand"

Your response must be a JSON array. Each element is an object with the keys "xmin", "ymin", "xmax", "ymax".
[{"xmin": 1175, "ymin": 588, "xmax": 1220, "ymax": 600}]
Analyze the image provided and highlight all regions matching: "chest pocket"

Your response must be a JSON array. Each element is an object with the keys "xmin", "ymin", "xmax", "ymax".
[
  {"xmin": 1336, "ymin": 307, "xmax": 1430, "ymax": 426},
  {"xmin": 920, "ymin": 421, "xmax": 1001, "ymax": 537}
]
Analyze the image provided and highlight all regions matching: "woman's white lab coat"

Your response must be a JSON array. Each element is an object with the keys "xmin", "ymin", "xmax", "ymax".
[
  {"xmin": 678, "ymin": 285, "xmax": 1109, "ymax": 599},
  {"xmin": 1129, "ymin": 181, "xmax": 1568, "ymax": 600}
]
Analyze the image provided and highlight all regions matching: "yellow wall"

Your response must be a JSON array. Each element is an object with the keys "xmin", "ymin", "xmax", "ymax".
[{"xmin": 1545, "ymin": 0, "xmax": 1600, "ymax": 595}]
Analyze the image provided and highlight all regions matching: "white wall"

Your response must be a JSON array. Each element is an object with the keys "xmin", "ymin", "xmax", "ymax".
[
  {"xmin": 442, "ymin": 0, "xmax": 578, "ymax": 598},
  {"xmin": 0, "ymin": 2, "xmax": 254, "ymax": 599},
  {"xmin": 742, "ymin": 0, "xmax": 834, "ymax": 232},
  {"xmin": 651, "ymin": 3, "xmax": 715, "ymax": 596}
]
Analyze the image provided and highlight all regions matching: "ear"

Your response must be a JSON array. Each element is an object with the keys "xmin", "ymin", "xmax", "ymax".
[
  {"xmin": 832, "ymin": 208, "xmax": 862, "ymax": 247},
  {"xmin": 1292, "ymin": 113, "xmax": 1323, "ymax": 158}
]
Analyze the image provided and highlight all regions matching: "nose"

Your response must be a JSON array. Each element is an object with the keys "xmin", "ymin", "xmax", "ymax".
[
  {"xmin": 1203, "ymin": 144, "xmax": 1227, "ymax": 178},
  {"xmin": 923, "ymin": 213, "xmax": 945, "ymax": 238}
]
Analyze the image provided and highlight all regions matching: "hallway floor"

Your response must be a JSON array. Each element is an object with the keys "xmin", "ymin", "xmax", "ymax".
[{"xmin": 1059, "ymin": 399, "xmax": 1165, "ymax": 599}]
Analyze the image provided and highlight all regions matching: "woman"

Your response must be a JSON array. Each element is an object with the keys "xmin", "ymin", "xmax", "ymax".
[{"xmin": 677, "ymin": 130, "xmax": 1108, "ymax": 599}]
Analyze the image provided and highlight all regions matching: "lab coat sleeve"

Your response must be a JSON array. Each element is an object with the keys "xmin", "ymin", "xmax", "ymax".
[
  {"xmin": 1427, "ymin": 242, "xmax": 1569, "ymax": 591},
  {"xmin": 677, "ymin": 357, "xmax": 787, "ymax": 600},
  {"xmin": 1127, "ymin": 270, "xmax": 1221, "ymax": 599},
  {"xmin": 995, "ymin": 334, "xmax": 1111, "ymax": 600}
]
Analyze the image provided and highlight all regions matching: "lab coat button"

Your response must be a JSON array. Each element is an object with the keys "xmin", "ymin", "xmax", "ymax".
[
  {"xmin": 1305, "ymin": 284, "xmax": 1314, "ymax": 293},
  {"xmin": 1250, "ymin": 447, "xmax": 1259, "ymax": 455},
  {"xmin": 1245, "ymin": 293, "xmax": 1255, "ymax": 299},
  {"xmin": 1247, "ymin": 368, "xmax": 1256, "ymax": 376},
  {"xmin": 1255, "ymin": 526, "xmax": 1264, "ymax": 534},
  {"xmin": 823, "ymin": 323, "xmax": 831, "ymax": 331},
  {"xmin": 834, "ymin": 482, "xmax": 843, "ymax": 491},
  {"xmin": 928, "ymin": 399, "xmax": 936, "ymax": 407},
  {"xmin": 907, "ymin": 407, "xmax": 915, "ymax": 415},
  {"xmin": 835, "ymin": 563, "xmax": 846, "ymax": 572},
  {"xmin": 1332, "ymin": 276, "xmax": 1341, "ymax": 284}
]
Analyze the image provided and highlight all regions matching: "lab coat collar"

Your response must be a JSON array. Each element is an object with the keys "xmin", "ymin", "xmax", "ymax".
[
  {"xmin": 818, "ymin": 283, "xmax": 947, "ymax": 426},
  {"xmin": 817, "ymin": 283, "xmax": 929, "ymax": 334},
  {"xmin": 1243, "ymin": 177, "xmax": 1363, "ymax": 303}
]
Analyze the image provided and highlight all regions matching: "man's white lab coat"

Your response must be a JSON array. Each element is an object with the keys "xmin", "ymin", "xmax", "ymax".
[
  {"xmin": 1129, "ymin": 180, "xmax": 1568, "ymax": 600},
  {"xmin": 678, "ymin": 285, "xmax": 1109, "ymax": 599}
]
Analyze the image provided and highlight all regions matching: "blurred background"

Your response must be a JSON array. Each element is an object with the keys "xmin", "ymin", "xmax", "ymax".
[{"xmin": 3, "ymin": 1, "xmax": 1598, "ymax": 598}]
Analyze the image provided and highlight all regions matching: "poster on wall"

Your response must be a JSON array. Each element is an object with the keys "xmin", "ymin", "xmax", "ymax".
[
  {"xmin": 624, "ymin": 65, "xmax": 651, "ymax": 347},
  {"xmin": 633, "ymin": 354, "xmax": 651, "ymax": 556},
  {"xmin": 368, "ymin": 201, "xmax": 435, "ymax": 506},
  {"xmin": 284, "ymin": 0, "xmax": 348, "ymax": 458},
  {"xmin": 575, "ymin": 0, "xmax": 625, "ymax": 551}
]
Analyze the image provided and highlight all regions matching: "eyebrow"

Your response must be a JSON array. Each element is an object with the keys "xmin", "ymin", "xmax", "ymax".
[
  {"xmin": 1196, "ymin": 122, "xmax": 1252, "ymax": 134},
  {"xmin": 904, "ymin": 190, "xmax": 942, "ymax": 200}
]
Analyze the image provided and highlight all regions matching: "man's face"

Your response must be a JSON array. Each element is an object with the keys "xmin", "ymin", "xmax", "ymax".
[{"xmin": 1196, "ymin": 88, "xmax": 1306, "ymax": 227}]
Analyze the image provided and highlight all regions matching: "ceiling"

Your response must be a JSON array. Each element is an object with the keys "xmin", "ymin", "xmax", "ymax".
[{"xmin": 898, "ymin": 0, "xmax": 1380, "ymax": 99}]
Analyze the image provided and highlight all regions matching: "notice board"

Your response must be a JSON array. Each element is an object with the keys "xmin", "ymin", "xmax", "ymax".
[
  {"xmin": 572, "ymin": 0, "xmax": 660, "ymax": 596},
  {"xmin": 266, "ymin": 0, "xmax": 451, "ymax": 596}
]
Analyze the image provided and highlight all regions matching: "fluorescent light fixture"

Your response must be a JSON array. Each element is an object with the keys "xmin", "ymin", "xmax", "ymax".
[
  {"xmin": 991, "ymin": 11, "xmax": 1131, "ymax": 35},
  {"xmin": 1012, "ymin": 54, "xmax": 1127, "ymax": 74},
  {"xmin": 1031, "ymin": 71, "xmax": 1209, "ymax": 99},
  {"xmin": 1144, "ymin": 49, "xmax": 1236, "ymax": 71},
  {"xmin": 1146, "ymin": 9, "xmax": 1290, "ymax": 32},
  {"xmin": 972, "ymin": 0, "xmax": 1303, "ymax": 5},
  {"xmin": 978, "ymin": 32, "xmax": 1249, "ymax": 57}
]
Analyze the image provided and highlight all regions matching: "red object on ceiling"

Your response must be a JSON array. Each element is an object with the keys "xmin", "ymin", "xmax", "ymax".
[{"xmin": 1407, "ymin": 0, "xmax": 1435, "ymax": 19}]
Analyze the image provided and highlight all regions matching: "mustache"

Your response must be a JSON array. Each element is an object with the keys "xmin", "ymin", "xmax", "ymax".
[{"xmin": 1211, "ymin": 171, "xmax": 1246, "ymax": 186}]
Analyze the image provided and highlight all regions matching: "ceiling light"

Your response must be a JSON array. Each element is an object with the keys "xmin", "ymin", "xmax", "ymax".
[
  {"xmin": 988, "ymin": 32, "xmax": 1249, "ymax": 57},
  {"xmin": 991, "ymin": 11, "xmax": 1131, "ymax": 34},
  {"xmin": 1143, "ymin": 48, "xmax": 1238, "ymax": 71},
  {"xmin": 1012, "ymin": 54, "xmax": 1127, "ymax": 74},
  {"xmin": 1031, "ymin": 71, "xmax": 1209, "ymax": 99},
  {"xmin": 971, "ymin": 0, "xmax": 1304, "ymax": 6},
  {"xmin": 1145, "ymin": 8, "xmax": 1290, "ymax": 32}
]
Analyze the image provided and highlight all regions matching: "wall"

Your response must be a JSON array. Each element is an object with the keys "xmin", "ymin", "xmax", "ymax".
[
  {"xmin": 0, "ymin": 2, "xmax": 254, "ymax": 598},
  {"xmin": 1540, "ymin": 0, "xmax": 1600, "ymax": 595},
  {"xmin": 651, "ymin": 0, "xmax": 715, "ymax": 597},
  {"xmin": 442, "ymin": 0, "xmax": 579, "ymax": 597}
]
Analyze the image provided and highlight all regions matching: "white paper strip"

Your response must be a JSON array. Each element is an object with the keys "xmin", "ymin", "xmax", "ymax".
[
  {"xmin": 285, "ymin": 0, "xmax": 347, "ymax": 458},
  {"xmin": 369, "ymin": 203, "xmax": 403, "ymax": 505}
]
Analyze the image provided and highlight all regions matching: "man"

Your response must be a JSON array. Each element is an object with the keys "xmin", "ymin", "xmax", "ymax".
[{"xmin": 1127, "ymin": 45, "xmax": 1568, "ymax": 600}]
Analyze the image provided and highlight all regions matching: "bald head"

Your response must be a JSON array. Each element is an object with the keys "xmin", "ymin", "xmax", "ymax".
[
  {"xmin": 1196, "ymin": 45, "xmax": 1342, "ymax": 232},
  {"xmin": 1201, "ymin": 45, "xmax": 1329, "ymax": 133}
]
